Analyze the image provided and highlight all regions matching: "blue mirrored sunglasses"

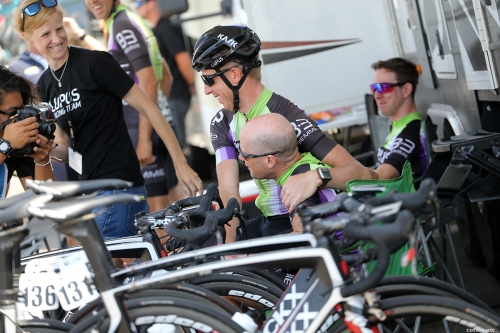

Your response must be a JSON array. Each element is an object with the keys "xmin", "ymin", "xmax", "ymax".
[
  {"xmin": 21, "ymin": 0, "xmax": 58, "ymax": 32},
  {"xmin": 136, "ymin": 0, "xmax": 148, "ymax": 8}
]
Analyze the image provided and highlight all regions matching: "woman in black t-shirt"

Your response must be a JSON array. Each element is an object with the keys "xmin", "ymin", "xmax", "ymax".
[{"xmin": 13, "ymin": 0, "xmax": 203, "ymax": 239}]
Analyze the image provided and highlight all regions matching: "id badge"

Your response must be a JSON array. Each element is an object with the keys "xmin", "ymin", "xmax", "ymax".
[{"xmin": 68, "ymin": 147, "xmax": 83, "ymax": 174}]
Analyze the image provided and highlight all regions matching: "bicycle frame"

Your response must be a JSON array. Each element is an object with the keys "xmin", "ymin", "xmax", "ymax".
[{"xmin": 102, "ymin": 246, "xmax": 360, "ymax": 333}]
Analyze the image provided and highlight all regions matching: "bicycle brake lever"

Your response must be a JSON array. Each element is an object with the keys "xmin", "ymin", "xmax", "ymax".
[{"xmin": 369, "ymin": 201, "xmax": 402, "ymax": 219}]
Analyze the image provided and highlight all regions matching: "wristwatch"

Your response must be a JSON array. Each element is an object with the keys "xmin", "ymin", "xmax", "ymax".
[
  {"xmin": 317, "ymin": 167, "xmax": 332, "ymax": 188},
  {"xmin": 0, "ymin": 138, "xmax": 12, "ymax": 157}
]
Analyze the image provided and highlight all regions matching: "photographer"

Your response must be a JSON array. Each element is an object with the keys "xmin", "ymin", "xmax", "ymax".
[{"xmin": 0, "ymin": 66, "xmax": 54, "ymax": 198}]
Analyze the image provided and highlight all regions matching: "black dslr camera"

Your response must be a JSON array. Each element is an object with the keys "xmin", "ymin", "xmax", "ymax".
[{"xmin": 11, "ymin": 105, "xmax": 56, "ymax": 157}]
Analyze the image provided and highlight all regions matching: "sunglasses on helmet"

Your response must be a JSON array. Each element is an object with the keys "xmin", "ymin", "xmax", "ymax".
[
  {"xmin": 21, "ymin": 0, "xmax": 58, "ymax": 32},
  {"xmin": 370, "ymin": 82, "xmax": 407, "ymax": 95},
  {"xmin": 200, "ymin": 65, "xmax": 240, "ymax": 86}
]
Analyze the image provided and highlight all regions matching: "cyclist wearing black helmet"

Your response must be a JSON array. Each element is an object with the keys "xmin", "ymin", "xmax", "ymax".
[{"xmin": 193, "ymin": 25, "xmax": 377, "ymax": 242}]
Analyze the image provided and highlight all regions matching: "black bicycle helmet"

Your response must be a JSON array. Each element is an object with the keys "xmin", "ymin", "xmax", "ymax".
[{"xmin": 192, "ymin": 25, "xmax": 261, "ymax": 72}]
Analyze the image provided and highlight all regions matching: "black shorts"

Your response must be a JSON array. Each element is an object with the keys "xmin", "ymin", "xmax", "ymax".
[
  {"xmin": 140, "ymin": 134, "xmax": 179, "ymax": 197},
  {"xmin": 239, "ymin": 214, "xmax": 292, "ymax": 240}
]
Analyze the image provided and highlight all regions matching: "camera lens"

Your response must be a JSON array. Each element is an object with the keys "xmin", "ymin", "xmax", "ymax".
[{"xmin": 38, "ymin": 119, "xmax": 56, "ymax": 140}]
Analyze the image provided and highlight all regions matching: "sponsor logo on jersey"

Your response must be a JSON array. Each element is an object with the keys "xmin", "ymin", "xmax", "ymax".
[
  {"xmin": 378, "ymin": 137, "xmax": 416, "ymax": 163},
  {"xmin": 291, "ymin": 118, "xmax": 318, "ymax": 144},
  {"xmin": 211, "ymin": 111, "xmax": 224, "ymax": 125},
  {"xmin": 116, "ymin": 30, "xmax": 141, "ymax": 54}
]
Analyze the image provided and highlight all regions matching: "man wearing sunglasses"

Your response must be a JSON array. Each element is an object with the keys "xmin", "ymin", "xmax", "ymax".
[
  {"xmin": 192, "ymin": 25, "xmax": 377, "ymax": 243},
  {"xmin": 238, "ymin": 113, "xmax": 337, "ymax": 237},
  {"xmin": 370, "ymin": 57, "xmax": 428, "ymax": 180}
]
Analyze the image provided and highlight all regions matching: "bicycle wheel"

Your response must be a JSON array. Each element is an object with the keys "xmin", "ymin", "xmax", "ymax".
[
  {"xmin": 70, "ymin": 296, "xmax": 248, "ymax": 333},
  {"xmin": 18, "ymin": 318, "xmax": 73, "ymax": 332},
  {"xmin": 375, "ymin": 276, "xmax": 491, "ymax": 311},
  {"xmin": 67, "ymin": 285, "xmax": 239, "ymax": 325},
  {"xmin": 188, "ymin": 274, "xmax": 282, "ymax": 326},
  {"xmin": 328, "ymin": 295, "xmax": 500, "ymax": 333}
]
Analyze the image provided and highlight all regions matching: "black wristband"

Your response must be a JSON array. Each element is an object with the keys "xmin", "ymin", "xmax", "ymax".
[{"xmin": 78, "ymin": 31, "xmax": 87, "ymax": 41}]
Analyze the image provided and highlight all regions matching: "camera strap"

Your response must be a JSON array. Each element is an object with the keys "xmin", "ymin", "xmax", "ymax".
[{"xmin": 0, "ymin": 118, "xmax": 14, "ymax": 134}]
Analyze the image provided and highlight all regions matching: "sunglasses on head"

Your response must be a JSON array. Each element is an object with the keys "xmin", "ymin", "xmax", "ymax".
[
  {"xmin": 200, "ymin": 65, "xmax": 240, "ymax": 86},
  {"xmin": 135, "ymin": 0, "xmax": 147, "ymax": 8},
  {"xmin": 237, "ymin": 145, "xmax": 282, "ymax": 160},
  {"xmin": 370, "ymin": 82, "xmax": 407, "ymax": 94},
  {"xmin": 21, "ymin": 0, "xmax": 58, "ymax": 32}
]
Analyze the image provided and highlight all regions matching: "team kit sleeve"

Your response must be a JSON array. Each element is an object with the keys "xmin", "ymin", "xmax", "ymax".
[
  {"xmin": 112, "ymin": 15, "xmax": 152, "ymax": 73},
  {"xmin": 277, "ymin": 99, "xmax": 337, "ymax": 160},
  {"xmin": 380, "ymin": 120, "xmax": 421, "ymax": 174},
  {"xmin": 210, "ymin": 110, "xmax": 237, "ymax": 165}
]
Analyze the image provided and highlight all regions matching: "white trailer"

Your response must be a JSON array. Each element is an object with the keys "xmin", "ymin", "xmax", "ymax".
[{"xmin": 160, "ymin": 0, "xmax": 500, "ymax": 280}]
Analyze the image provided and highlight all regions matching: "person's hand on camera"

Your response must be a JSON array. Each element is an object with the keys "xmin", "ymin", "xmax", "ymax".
[
  {"xmin": 3, "ymin": 117, "xmax": 39, "ymax": 149},
  {"xmin": 30, "ymin": 134, "xmax": 53, "ymax": 164}
]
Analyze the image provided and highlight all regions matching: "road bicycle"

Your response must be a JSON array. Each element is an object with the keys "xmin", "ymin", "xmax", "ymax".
[
  {"xmin": 8, "ymin": 178, "xmax": 500, "ymax": 332},
  {"xmin": 0, "ymin": 179, "xmax": 147, "ymax": 333}
]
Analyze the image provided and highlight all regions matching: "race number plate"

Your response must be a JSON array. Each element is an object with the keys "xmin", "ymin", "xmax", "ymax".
[{"xmin": 20, "ymin": 252, "xmax": 99, "ymax": 311}]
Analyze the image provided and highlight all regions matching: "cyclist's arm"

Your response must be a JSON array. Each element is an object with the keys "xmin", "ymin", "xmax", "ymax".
[
  {"xmin": 281, "ymin": 145, "xmax": 377, "ymax": 212},
  {"xmin": 376, "ymin": 163, "xmax": 400, "ymax": 179},
  {"xmin": 322, "ymin": 145, "xmax": 378, "ymax": 188},
  {"xmin": 160, "ymin": 60, "xmax": 173, "ymax": 99},
  {"xmin": 63, "ymin": 17, "xmax": 106, "ymax": 51},
  {"xmin": 135, "ymin": 66, "xmax": 158, "ymax": 167},
  {"xmin": 175, "ymin": 51, "xmax": 195, "ymax": 92},
  {"xmin": 123, "ymin": 84, "xmax": 202, "ymax": 196},
  {"xmin": 216, "ymin": 159, "xmax": 242, "ymax": 243}
]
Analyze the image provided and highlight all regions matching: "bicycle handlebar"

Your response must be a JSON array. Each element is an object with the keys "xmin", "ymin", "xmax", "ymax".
[
  {"xmin": 0, "ymin": 189, "xmax": 37, "ymax": 211},
  {"xmin": 26, "ymin": 179, "xmax": 133, "ymax": 199},
  {"xmin": 168, "ymin": 183, "xmax": 222, "ymax": 212},
  {"xmin": 339, "ymin": 209, "xmax": 415, "ymax": 297},
  {"xmin": 298, "ymin": 178, "xmax": 437, "ymax": 222},
  {"xmin": 135, "ymin": 183, "xmax": 221, "ymax": 232},
  {"xmin": 361, "ymin": 178, "xmax": 437, "ymax": 212},
  {"xmin": 164, "ymin": 198, "xmax": 240, "ymax": 248},
  {"xmin": 26, "ymin": 194, "xmax": 142, "ymax": 222}
]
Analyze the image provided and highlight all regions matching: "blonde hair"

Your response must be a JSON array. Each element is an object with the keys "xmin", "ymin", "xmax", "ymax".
[
  {"xmin": 223, "ymin": 57, "xmax": 262, "ymax": 81},
  {"xmin": 13, "ymin": 0, "xmax": 64, "ymax": 35}
]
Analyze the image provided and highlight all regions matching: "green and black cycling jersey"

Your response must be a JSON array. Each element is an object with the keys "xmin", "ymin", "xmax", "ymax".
[
  {"xmin": 106, "ymin": 4, "xmax": 172, "ymax": 132},
  {"xmin": 210, "ymin": 87, "xmax": 337, "ymax": 217},
  {"xmin": 376, "ymin": 112, "xmax": 428, "ymax": 178}
]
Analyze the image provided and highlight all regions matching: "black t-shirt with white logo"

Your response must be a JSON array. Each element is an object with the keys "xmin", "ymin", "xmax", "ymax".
[{"xmin": 37, "ymin": 47, "xmax": 144, "ymax": 186}]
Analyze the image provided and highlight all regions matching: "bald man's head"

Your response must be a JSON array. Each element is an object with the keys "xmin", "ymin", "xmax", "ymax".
[{"xmin": 240, "ymin": 113, "xmax": 298, "ymax": 163}]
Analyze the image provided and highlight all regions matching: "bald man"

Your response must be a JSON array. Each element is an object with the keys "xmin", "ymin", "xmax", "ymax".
[{"xmin": 238, "ymin": 113, "xmax": 337, "ymax": 238}]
